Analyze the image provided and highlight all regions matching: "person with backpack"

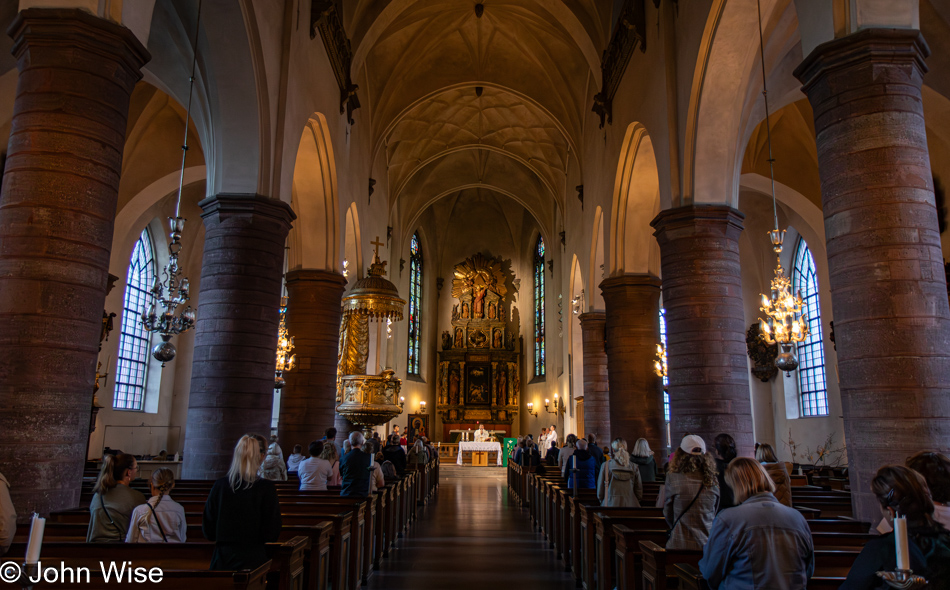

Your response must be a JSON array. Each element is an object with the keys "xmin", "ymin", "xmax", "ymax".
[
  {"xmin": 664, "ymin": 435, "xmax": 720, "ymax": 550},
  {"xmin": 126, "ymin": 468, "xmax": 187, "ymax": 542},
  {"xmin": 597, "ymin": 438, "xmax": 643, "ymax": 506}
]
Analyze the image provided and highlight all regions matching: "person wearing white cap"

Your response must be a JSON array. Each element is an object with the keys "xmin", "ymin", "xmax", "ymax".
[{"xmin": 664, "ymin": 434, "xmax": 720, "ymax": 550}]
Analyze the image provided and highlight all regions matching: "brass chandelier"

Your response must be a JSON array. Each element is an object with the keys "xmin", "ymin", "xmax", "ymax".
[
  {"xmin": 754, "ymin": 0, "xmax": 808, "ymax": 374},
  {"xmin": 274, "ymin": 296, "xmax": 296, "ymax": 389},
  {"xmin": 141, "ymin": 0, "xmax": 202, "ymax": 365}
]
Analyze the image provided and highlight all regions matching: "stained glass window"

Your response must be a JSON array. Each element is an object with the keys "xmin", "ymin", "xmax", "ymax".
[
  {"xmin": 114, "ymin": 228, "xmax": 156, "ymax": 411},
  {"xmin": 407, "ymin": 232, "xmax": 423, "ymax": 376},
  {"xmin": 792, "ymin": 238, "xmax": 828, "ymax": 417},
  {"xmin": 534, "ymin": 235, "xmax": 545, "ymax": 377},
  {"xmin": 660, "ymin": 308, "xmax": 669, "ymax": 420}
]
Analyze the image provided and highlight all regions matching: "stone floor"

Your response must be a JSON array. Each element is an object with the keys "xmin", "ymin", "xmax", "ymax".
[{"xmin": 365, "ymin": 465, "xmax": 577, "ymax": 589}]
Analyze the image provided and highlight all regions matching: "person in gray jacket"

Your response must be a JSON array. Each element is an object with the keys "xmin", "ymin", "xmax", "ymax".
[
  {"xmin": 699, "ymin": 457, "xmax": 814, "ymax": 590},
  {"xmin": 597, "ymin": 437, "xmax": 643, "ymax": 507}
]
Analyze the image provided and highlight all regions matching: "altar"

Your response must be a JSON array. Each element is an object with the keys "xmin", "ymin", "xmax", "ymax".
[{"xmin": 456, "ymin": 441, "xmax": 503, "ymax": 466}]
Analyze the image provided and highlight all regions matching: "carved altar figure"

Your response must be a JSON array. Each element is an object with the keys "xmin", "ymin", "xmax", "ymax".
[
  {"xmin": 461, "ymin": 302, "xmax": 470, "ymax": 318},
  {"xmin": 454, "ymin": 327, "xmax": 464, "ymax": 349},
  {"xmin": 488, "ymin": 301, "xmax": 497, "ymax": 319},
  {"xmin": 493, "ymin": 328, "xmax": 503, "ymax": 349},
  {"xmin": 494, "ymin": 366, "xmax": 507, "ymax": 406},
  {"xmin": 473, "ymin": 285, "xmax": 487, "ymax": 318},
  {"xmin": 442, "ymin": 330, "xmax": 452, "ymax": 350},
  {"xmin": 449, "ymin": 368, "xmax": 460, "ymax": 405}
]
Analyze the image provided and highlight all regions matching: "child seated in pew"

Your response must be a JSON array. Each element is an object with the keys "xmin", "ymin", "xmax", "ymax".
[
  {"xmin": 203, "ymin": 434, "xmax": 282, "ymax": 571},
  {"xmin": 126, "ymin": 468, "xmax": 186, "ymax": 543},
  {"xmin": 841, "ymin": 465, "xmax": 950, "ymax": 589},
  {"xmin": 87, "ymin": 453, "xmax": 146, "ymax": 542},
  {"xmin": 699, "ymin": 457, "xmax": 814, "ymax": 590}
]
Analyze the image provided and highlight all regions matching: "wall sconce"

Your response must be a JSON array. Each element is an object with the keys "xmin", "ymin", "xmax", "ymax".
[
  {"xmin": 342, "ymin": 259, "xmax": 349, "ymax": 278},
  {"xmin": 527, "ymin": 402, "xmax": 537, "ymax": 416},
  {"xmin": 544, "ymin": 393, "xmax": 565, "ymax": 414},
  {"xmin": 419, "ymin": 400, "xmax": 427, "ymax": 413},
  {"xmin": 399, "ymin": 396, "xmax": 405, "ymax": 409},
  {"xmin": 572, "ymin": 289, "xmax": 585, "ymax": 315}
]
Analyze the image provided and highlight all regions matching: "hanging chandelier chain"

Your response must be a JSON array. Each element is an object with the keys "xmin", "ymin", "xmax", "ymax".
[
  {"xmin": 175, "ymin": 0, "xmax": 203, "ymax": 219},
  {"xmin": 756, "ymin": 0, "xmax": 779, "ymax": 234}
]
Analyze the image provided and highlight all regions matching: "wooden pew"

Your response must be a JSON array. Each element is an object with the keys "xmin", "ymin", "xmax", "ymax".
[{"xmin": 672, "ymin": 549, "xmax": 860, "ymax": 590}]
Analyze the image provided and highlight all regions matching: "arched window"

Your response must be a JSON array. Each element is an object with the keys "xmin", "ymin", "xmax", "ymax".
[
  {"xmin": 534, "ymin": 235, "xmax": 546, "ymax": 377},
  {"xmin": 114, "ymin": 228, "xmax": 157, "ymax": 411},
  {"xmin": 792, "ymin": 237, "xmax": 828, "ymax": 416},
  {"xmin": 407, "ymin": 232, "xmax": 423, "ymax": 376}
]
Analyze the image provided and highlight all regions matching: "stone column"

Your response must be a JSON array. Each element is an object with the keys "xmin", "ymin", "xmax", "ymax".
[
  {"xmin": 651, "ymin": 205, "xmax": 753, "ymax": 457},
  {"xmin": 278, "ymin": 269, "xmax": 347, "ymax": 448},
  {"xmin": 795, "ymin": 29, "xmax": 950, "ymax": 522},
  {"xmin": 578, "ymin": 312, "xmax": 610, "ymax": 445},
  {"xmin": 183, "ymin": 194, "xmax": 295, "ymax": 479},
  {"xmin": 0, "ymin": 9, "xmax": 148, "ymax": 517},
  {"xmin": 600, "ymin": 276, "xmax": 664, "ymax": 452}
]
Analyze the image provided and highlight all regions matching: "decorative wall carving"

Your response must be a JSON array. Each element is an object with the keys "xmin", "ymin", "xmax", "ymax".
[
  {"xmin": 592, "ymin": 0, "xmax": 647, "ymax": 128},
  {"xmin": 310, "ymin": 0, "xmax": 360, "ymax": 124},
  {"xmin": 746, "ymin": 322, "xmax": 778, "ymax": 382}
]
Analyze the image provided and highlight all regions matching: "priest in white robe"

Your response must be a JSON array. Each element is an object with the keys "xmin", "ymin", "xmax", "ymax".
[{"xmin": 474, "ymin": 424, "xmax": 492, "ymax": 442}]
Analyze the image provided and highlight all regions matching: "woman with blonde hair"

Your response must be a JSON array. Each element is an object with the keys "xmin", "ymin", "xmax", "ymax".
[
  {"xmin": 202, "ymin": 434, "xmax": 282, "ymax": 570},
  {"xmin": 754, "ymin": 442, "xmax": 792, "ymax": 507},
  {"xmin": 321, "ymin": 440, "xmax": 342, "ymax": 487},
  {"xmin": 597, "ymin": 438, "xmax": 643, "ymax": 507},
  {"xmin": 699, "ymin": 457, "xmax": 814, "ymax": 589},
  {"xmin": 664, "ymin": 435, "xmax": 720, "ymax": 550},
  {"xmin": 87, "ymin": 453, "xmax": 146, "ymax": 542},
  {"xmin": 631, "ymin": 438, "xmax": 657, "ymax": 483},
  {"xmin": 127, "ymin": 468, "xmax": 186, "ymax": 543}
]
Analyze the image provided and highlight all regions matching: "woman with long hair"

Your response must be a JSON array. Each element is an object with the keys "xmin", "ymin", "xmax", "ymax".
[
  {"xmin": 558, "ymin": 434, "xmax": 578, "ymax": 476},
  {"xmin": 631, "ymin": 438, "xmax": 657, "ymax": 483},
  {"xmin": 713, "ymin": 433, "xmax": 738, "ymax": 512},
  {"xmin": 755, "ymin": 442, "xmax": 792, "ymax": 507},
  {"xmin": 126, "ymin": 468, "xmax": 187, "ymax": 543},
  {"xmin": 87, "ymin": 453, "xmax": 146, "ymax": 542},
  {"xmin": 699, "ymin": 458, "xmax": 814, "ymax": 589},
  {"xmin": 841, "ymin": 465, "xmax": 950, "ymax": 589},
  {"xmin": 260, "ymin": 443, "xmax": 288, "ymax": 481},
  {"xmin": 664, "ymin": 435, "xmax": 720, "ymax": 550},
  {"xmin": 202, "ymin": 434, "xmax": 282, "ymax": 570},
  {"xmin": 597, "ymin": 438, "xmax": 643, "ymax": 506}
]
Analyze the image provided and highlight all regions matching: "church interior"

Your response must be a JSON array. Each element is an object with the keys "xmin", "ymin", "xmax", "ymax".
[{"xmin": 1, "ymin": 0, "xmax": 950, "ymax": 587}]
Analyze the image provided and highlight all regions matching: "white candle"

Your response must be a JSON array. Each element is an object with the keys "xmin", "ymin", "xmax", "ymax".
[
  {"xmin": 894, "ymin": 516, "xmax": 910, "ymax": 571},
  {"xmin": 25, "ymin": 513, "xmax": 45, "ymax": 564},
  {"xmin": 369, "ymin": 452, "xmax": 375, "ymax": 468}
]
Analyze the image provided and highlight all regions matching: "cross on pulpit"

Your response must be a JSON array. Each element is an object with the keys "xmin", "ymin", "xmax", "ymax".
[{"xmin": 371, "ymin": 236, "xmax": 384, "ymax": 260}]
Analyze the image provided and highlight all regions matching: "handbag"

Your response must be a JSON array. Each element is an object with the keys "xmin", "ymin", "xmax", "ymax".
[{"xmin": 667, "ymin": 483, "xmax": 704, "ymax": 541}]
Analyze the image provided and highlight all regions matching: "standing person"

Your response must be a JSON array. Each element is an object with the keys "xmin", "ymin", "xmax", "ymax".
[
  {"xmin": 260, "ymin": 444, "xmax": 288, "ymax": 481},
  {"xmin": 298, "ymin": 441, "xmax": 333, "ymax": 491},
  {"xmin": 268, "ymin": 435, "xmax": 284, "ymax": 463},
  {"xmin": 364, "ymin": 441, "xmax": 385, "ymax": 494},
  {"xmin": 664, "ymin": 435, "xmax": 720, "ymax": 550},
  {"xmin": 631, "ymin": 438, "xmax": 657, "ymax": 483},
  {"xmin": 699, "ymin": 458, "xmax": 814, "ymax": 589},
  {"xmin": 755, "ymin": 443, "xmax": 792, "ymax": 507},
  {"xmin": 567, "ymin": 440, "xmax": 597, "ymax": 489},
  {"xmin": 587, "ymin": 434, "xmax": 605, "ymax": 470},
  {"xmin": 340, "ymin": 432, "xmax": 372, "ymax": 497},
  {"xmin": 324, "ymin": 428, "xmax": 340, "ymax": 455},
  {"xmin": 558, "ymin": 434, "xmax": 578, "ymax": 476},
  {"xmin": 539, "ymin": 427, "xmax": 548, "ymax": 450},
  {"xmin": 286, "ymin": 445, "xmax": 304, "ymax": 475},
  {"xmin": 597, "ymin": 438, "xmax": 643, "ymax": 507},
  {"xmin": 382, "ymin": 434, "xmax": 407, "ymax": 476},
  {"xmin": 87, "ymin": 453, "xmax": 146, "ymax": 542},
  {"xmin": 126, "ymin": 468, "xmax": 187, "ymax": 543},
  {"xmin": 547, "ymin": 424, "xmax": 558, "ymax": 448},
  {"xmin": 841, "ymin": 465, "xmax": 950, "ymax": 589},
  {"xmin": 203, "ymin": 435, "xmax": 282, "ymax": 570},
  {"xmin": 713, "ymin": 433, "xmax": 738, "ymax": 512},
  {"xmin": 0, "ymin": 471, "xmax": 15, "ymax": 556},
  {"xmin": 545, "ymin": 440, "xmax": 560, "ymax": 466}
]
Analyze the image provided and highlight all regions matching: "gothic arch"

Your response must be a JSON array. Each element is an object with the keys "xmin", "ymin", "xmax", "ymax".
[
  {"xmin": 589, "ymin": 206, "xmax": 605, "ymax": 311},
  {"xmin": 344, "ymin": 203, "xmax": 363, "ymax": 285},
  {"xmin": 609, "ymin": 123, "xmax": 662, "ymax": 277},
  {"xmin": 288, "ymin": 114, "xmax": 340, "ymax": 272}
]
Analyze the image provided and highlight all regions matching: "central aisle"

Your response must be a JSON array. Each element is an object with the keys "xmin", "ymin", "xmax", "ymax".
[{"xmin": 365, "ymin": 465, "xmax": 577, "ymax": 590}]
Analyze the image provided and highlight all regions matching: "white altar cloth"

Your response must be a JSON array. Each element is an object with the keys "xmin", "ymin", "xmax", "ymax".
[{"xmin": 456, "ymin": 441, "xmax": 503, "ymax": 466}]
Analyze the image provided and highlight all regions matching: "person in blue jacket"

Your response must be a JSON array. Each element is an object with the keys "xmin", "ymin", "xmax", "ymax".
[{"xmin": 567, "ymin": 439, "xmax": 597, "ymax": 489}]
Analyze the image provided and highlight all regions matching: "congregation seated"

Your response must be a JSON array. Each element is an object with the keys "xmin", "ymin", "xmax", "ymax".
[
  {"xmin": 298, "ymin": 441, "xmax": 334, "ymax": 491},
  {"xmin": 841, "ymin": 465, "xmax": 950, "ymax": 589},
  {"xmin": 286, "ymin": 444, "xmax": 304, "ymax": 475},
  {"xmin": 381, "ymin": 460, "xmax": 399, "ymax": 484},
  {"xmin": 0, "ymin": 470, "xmax": 13, "ymax": 556},
  {"xmin": 261, "ymin": 442, "xmax": 288, "ymax": 481},
  {"xmin": 877, "ymin": 451, "xmax": 950, "ymax": 533},
  {"xmin": 87, "ymin": 453, "xmax": 146, "ymax": 542},
  {"xmin": 558, "ymin": 434, "xmax": 577, "ymax": 476},
  {"xmin": 755, "ymin": 442, "xmax": 793, "ymax": 507},
  {"xmin": 699, "ymin": 457, "xmax": 814, "ymax": 589},
  {"xmin": 665, "ymin": 435, "xmax": 720, "ymax": 550},
  {"xmin": 382, "ymin": 434, "xmax": 407, "ymax": 476},
  {"xmin": 365, "ymin": 443, "xmax": 385, "ymax": 494},
  {"xmin": 202, "ymin": 434, "xmax": 282, "ymax": 570},
  {"xmin": 631, "ymin": 437, "xmax": 657, "ymax": 483},
  {"xmin": 566, "ymin": 439, "xmax": 596, "ymax": 489},
  {"xmin": 126, "ymin": 467, "xmax": 187, "ymax": 543},
  {"xmin": 518, "ymin": 440, "xmax": 543, "ymax": 469},
  {"xmin": 596, "ymin": 437, "xmax": 643, "ymax": 507},
  {"xmin": 340, "ymin": 432, "xmax": 372, "ymax": 497},
  {"xmin": 407, "ymin": 439, "xmax": 428, "ymax": 467},
  {"xmin": 587, "ymin": 433, "xmax": 605, "ymax": 469},
  {"xmin": 544, "ymin": 440, "xmax": 559, "ymax": 466}
]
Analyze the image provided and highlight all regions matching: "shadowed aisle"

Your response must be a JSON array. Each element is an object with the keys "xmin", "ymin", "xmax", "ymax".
[{"xmin": 365, "ymin": 465, "xmax": 576, "ymax": 590}]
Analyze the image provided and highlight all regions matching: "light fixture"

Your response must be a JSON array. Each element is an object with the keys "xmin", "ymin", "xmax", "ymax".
[
  {"xmin": 419, "ymin": 400, "xmax": 427, "ymax": 413},
  {"xmin": 754, "ymin": 0, "xmax": 809, "ymax": 376},
  {"xmin": 399, "ymin": 396, "xmax": 405, "ymax": 409},
  {"xmin": 141, "ymin": 0, "xmax": 203, "ymax": 366},
  {"xmin": 572, "ymin": 289, "xmax": 585, "ymax": 315},
  {"xmin": 274, "ymin": 296, "xmax": 295, "ymax": 389},
  {"xmin": 527, "ymin": 402, "xmax": 537, "ymax": 416},
  {"xmin": 654, "ymin": 343, "xmax": 667, "ymax": 379},
  {"xmin": 342, "ymin": 259, "xmax": 349, "ymax": 278},
  {"xmin": 387, "ymin": 317, "xmax": 393, "ymax": 339}
]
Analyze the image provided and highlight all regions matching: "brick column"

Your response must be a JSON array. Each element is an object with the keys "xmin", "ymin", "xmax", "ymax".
[
  {"xmin": 600, "ymin": 276, "xmax": 664, "ymax": 452},
  {"xmin": 0, "ymin": 9, "xmax": 148, "ymax": 517},
  {"xmin": 651, "ymin": 206, "xmax": 753, "ymax": 457},
  {"xmin": 578, "ymin": 312, "xmax": 610, "ymax": 444},
  {"xmin": 795, "ymin": 29, "xmax": 950, "ymax": 522},
  {"xmin": 183, "ymin": 194, "xmax": 295, "ymax": 479},
  {"xmin": 277, "ymin": 269, "xmax": 347, "ymax": 449}
]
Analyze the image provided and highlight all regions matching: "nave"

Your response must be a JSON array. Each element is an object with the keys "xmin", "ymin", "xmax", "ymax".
[{"xmin": 366, "ymin": 466, "xmax": 575, "ymax": 590}]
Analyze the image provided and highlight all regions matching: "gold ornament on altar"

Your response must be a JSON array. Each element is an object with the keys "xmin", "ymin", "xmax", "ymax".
[
  {"xmin": 452, "ymin": 253, "xmax": 507, "ymax": 318},
  {"xmin": 274, "ymin": 296, "xmax": 296, "ymax": 390},
  {"xmin": 336, "ymin": 237, "xmax": 406, "ymax": 435}
]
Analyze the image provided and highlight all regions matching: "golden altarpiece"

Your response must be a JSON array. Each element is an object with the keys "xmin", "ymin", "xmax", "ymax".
[{"xmin": 437, "ymin": 254, "xmax": 521, "ymax": 439}]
